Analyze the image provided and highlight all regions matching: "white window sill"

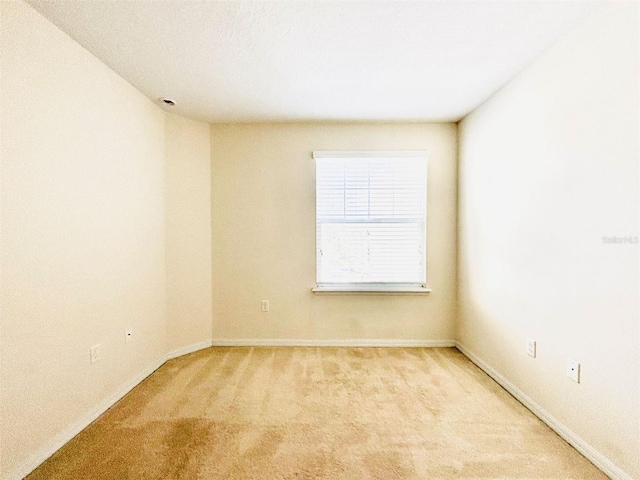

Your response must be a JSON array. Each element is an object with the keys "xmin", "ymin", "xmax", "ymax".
[{"xmin": 312, "ymin": 285, "xmax": 432, "ymax": 296}]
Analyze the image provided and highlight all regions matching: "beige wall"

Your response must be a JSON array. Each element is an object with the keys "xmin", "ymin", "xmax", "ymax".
[
  {"xmin": 0, "ymin": 2, "xmax": 212, "ymax": 477},
  {"xmin": 3, "ymin": 0, "xmax": 637, "ymax": 478},
  {"xmin": 165, "ymin": 115, "xmax": 213, "ymax": 352},
  {"xmin": 458, "ymin": 3, "xmax": 639, "ymax": 478},
  {"xmin": 211, "ymin": 123, "xmax": 457, "ymax": 342}
]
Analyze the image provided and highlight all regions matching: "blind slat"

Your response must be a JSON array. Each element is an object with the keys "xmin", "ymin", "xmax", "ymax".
[{"xmin": 316, "ymin": 154, "xmax": 427, "ymax": 285}]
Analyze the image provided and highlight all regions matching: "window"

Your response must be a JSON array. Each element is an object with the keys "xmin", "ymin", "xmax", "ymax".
[{"xmin": 313, "ymin": 151, "xmax": 430, "ymax": 294}]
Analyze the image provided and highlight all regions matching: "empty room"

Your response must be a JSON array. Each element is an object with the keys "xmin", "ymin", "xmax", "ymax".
[{"xmin": 1, "ymin": 0, "xmax": 638, "ymax": 479}]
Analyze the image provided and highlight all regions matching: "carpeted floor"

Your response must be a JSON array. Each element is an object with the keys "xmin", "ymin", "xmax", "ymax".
[{"xmin": 28, "ymin": 347, "xmax": 607, "ymax": 479}]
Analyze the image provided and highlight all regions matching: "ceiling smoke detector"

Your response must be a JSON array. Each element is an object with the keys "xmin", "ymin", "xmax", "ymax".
[{"xmin": 159, "ymin": 97, "xmax": 176, "ymax": 106}]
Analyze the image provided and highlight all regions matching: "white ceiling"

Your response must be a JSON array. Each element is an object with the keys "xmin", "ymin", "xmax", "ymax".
[{"xmin": 27, "ymin": 0, "xmax": 598, "ymax": 123}]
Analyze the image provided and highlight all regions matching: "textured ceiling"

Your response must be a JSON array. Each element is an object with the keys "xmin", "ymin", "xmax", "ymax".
[{"xmin": 27, "ymin": 0, "xmax": 598, "ymax": 123}]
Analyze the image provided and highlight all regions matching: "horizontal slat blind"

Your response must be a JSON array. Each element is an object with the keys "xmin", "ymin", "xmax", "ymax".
[{"xmin": 315, "ymin": 152, "xmax": 427, "ymax": 285}]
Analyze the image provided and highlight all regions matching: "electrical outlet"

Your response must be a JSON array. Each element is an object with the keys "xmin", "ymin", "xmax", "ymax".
[
  {"xmin": 526, "ymin": 338, "xmax": 536, "ymax": 358},
  {"xmin": 261, "ymin": 300, "xmax": 270, "ymax": 312},
  {"xmin": 566, "ymin": 357, "xmax": 580, "ymax": 383},
  {"xmin": 125, "ymin": 327, "xmax": 132, "ymax": 344},
  {"xmin": 90, "ymin": 344, "xmax": 101, "ymax": 364}
]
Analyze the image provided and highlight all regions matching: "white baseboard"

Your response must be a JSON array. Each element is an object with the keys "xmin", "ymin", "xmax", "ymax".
[
  {"xmin": 166, "ymin": 339, "xmax": 214, "ymax": 360},
  {"xmin": 211, "ymin": 338, "xmax": 456, "ymax": 348},
  {"xmin": 455, "ymin": 342, "xmax": 632, "ymax": 480},
  {"xmin": 6, "ymin": 356, "xmax": 165, "ymax": 480},
  {"xmin": 19, "ymin": 339, "xmax": 619, "ymax": 480},
  {"xmin": 8, "ymin": 337, "xmax": 450, "ymax": 479},
  {"xmin": 6, "ymin": 339, "xmax": 213, "ymax": 480}
]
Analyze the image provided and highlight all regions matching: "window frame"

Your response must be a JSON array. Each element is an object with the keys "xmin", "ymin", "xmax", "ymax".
[{"xmin": 312, "ymin": 150, "xmax": 431, "ymax": 295}]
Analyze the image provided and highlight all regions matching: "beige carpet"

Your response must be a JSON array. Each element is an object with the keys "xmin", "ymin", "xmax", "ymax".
[{"xmin": 28, "ymin": 347, "xmax": 607, "ymax": 479}]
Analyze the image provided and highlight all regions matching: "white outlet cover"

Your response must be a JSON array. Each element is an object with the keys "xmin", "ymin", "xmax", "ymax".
[
  {"xmin": 90, "ymin": 344, "xmax": 101, "ymax": 364},
  {"xmin": 526, "ymin": 338, "xmax": 536, "ymax": 358},
  {"xmin": 566, "ymin": 357, "xmax": 580, "ymax": 383},
  {"xmin": 261, "ymin": 300, "xmax": 270, "ymax": 312}
]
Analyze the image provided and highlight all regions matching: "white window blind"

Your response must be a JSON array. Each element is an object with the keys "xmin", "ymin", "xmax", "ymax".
[{"xmin": 314, "ymin": 151, "xmax": 427, "ymax": 289}]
